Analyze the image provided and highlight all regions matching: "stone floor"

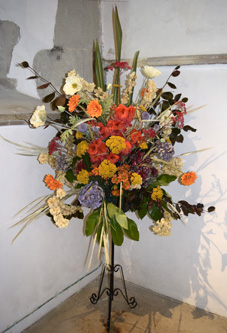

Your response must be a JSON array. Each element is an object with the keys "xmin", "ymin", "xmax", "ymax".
[{"xmin": 24, "ymin": 276, "xmax": 227, "ymax": 333}]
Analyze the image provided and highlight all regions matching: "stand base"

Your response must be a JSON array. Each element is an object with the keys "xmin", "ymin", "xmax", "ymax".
[{"xmin": 90, "ymin": 262, "xmax": 137, "ymax": 332}]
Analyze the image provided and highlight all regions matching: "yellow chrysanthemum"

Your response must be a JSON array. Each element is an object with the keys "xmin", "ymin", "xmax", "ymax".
[
  {"xmin": 151, "ymin": 186, "xmax": 163, "ymax": 201},
  {"xmin": 77, "ymin": 140, "xmax": 89, "ymax": 157},
  {"xmin": 98, "ymin": 159, "xmax": 117, "ymax": 179},
  {"xmin": 77, "ymin": 169, "xmax": 89, "ymax": 184},
  {"xmin": 106, "ymin": 136, "xmax": 126, "ymax": 154}
]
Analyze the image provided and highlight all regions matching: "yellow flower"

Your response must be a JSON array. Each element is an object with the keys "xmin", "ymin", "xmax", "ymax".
[
  {"xmin": 98, "ymin": 159, "xmax": 117, "ymax": 179},
  {"xmin": 76, "ymin": 131, "xmax": 83, "ymax": 139},
  {"xmin": 151, "ymin": 186, "xmax": 163, "ymax": 201},
  {"xmin": 77, "ymin": 140, "xmax": 89, "ymax": 157},
  {"xmin": 130, "ymin": 172, "xmax": 142, "ymax": 189},
  {"xmin": 106, "ymin": 136, "xmax": 126, "ymax": 154},
  {"xmin": 77, "ymin": 169, "xmax": 89, "ymax": 184},
  {"xmin": 139, "ymin": 142, "xmax": 148, "ymax": 149}
]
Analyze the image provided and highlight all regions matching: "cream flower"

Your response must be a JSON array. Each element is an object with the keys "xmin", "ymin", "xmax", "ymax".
[
  {"xmin": 159, "ymin": 110, "xmax": 173, "ymax": 127},
  {"xmin": 38, "ymin": 153, "xmax": 49, "ymax": 164},
  {"xmin": 141, "ymin": 66, "xmax": 161, "ymax": 78},
  {"xmin": 63, "ymin": 75, "xmax": 82, "ymax": 95},
  {"xmin": 54, "ymin": 213, "xmax": 69, "ymax": 228},
  {"xmin": 30, "ymin": 105, "xmax": 47, "ymax": 128}
]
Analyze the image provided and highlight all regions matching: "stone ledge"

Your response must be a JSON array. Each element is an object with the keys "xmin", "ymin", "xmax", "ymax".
[{"xmin": 0, "ymin": 82, "xmax": 59, "ymax": 126}]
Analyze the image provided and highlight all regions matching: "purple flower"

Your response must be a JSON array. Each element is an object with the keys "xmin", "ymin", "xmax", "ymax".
[
  {"xmin": 78, "ymin": 123, "xmax": 89, "ymax": 133},
  {"xmin": 78, "ymin": 181, "xmax": 104, "ymax": 209},
  {"xmin": 141, "ymin": 112, "xmax": 150, "ymax": 120},
  {"xmin": 156, "ymin": 141, "xmax": 174, "ymax": 161}
]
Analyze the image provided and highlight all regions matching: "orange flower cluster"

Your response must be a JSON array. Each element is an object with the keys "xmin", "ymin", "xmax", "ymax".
[
  {"xmin": 181, "ymin": 172, "xmax": 197, "ymax": 186},
  {"xmin": 44, "ymin": 175, "xmax": 63, "ymax": 190},
  {"xmin": 111, "ymin": 165, "xmax": 131, "ymax": 195}
]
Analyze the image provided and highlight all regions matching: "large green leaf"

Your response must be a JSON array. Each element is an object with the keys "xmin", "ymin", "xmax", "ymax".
[
  {"xmin": 111, "ymin": 215, "xmax": 124, "ymax": 246},
  {"xmin": 124, "ymin": 218, "xmax": 139, "ymax": 241},
  {"xmin": 146, "ymin": 174, "xmax": 177, "ymax": 190},
  {"xmin": 85, "ymin": 209, "xmax": 100, "ymax": 236},
  {"xmin": 65, "ymin": 169, "xmax": 77, "ymax": 183},
  {"xmin": 115, "ymin": 211, "xmax": 128, "ymax": 229},
  {"xmin": 148, "ymin": 203, "xmax": 162, "ymax": 221},
  {"xmin": 137, "ymin": 200, "xmax": 148, "ymax": 219},
  {"xmin": 107, "ymin": 202, "xmax": 118, "ymax": 219}
]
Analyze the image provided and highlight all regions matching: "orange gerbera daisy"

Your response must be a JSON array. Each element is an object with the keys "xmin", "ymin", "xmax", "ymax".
[
  {"xmin": 67, "ymin": 94, "xmax": 80, "ymax": 112},
  {"xmin": 180, "ymin": 172, "xmax": 197, "ymax": 186},
  {"xmin": 44, "ymin": 175, "xmax": 63, "ymax": 190},
  {"xmin": 87, "ymin": 100, "xmax": 102, "ymax": 117}
]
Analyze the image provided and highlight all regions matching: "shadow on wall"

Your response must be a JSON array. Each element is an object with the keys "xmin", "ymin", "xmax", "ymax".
[{"xmin": 33, "ymin": 0, "xmax": 102, "ymax": 100}]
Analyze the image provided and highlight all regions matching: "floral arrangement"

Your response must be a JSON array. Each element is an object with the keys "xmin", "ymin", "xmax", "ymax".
[{"xmin": 12, "ymin": 8, "xmax": 214, "ymax": 251}]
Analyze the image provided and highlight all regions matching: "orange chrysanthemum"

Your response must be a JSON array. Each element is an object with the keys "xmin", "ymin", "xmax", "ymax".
[
  {"xmin": 87, "ymin": 100, "xmax": 102, "ymax": 117},
  {"xmin": 44, "ymin": 175, "xmax": 63, "ymax": 190},
  {"xmin": 180, "ymin": 172, "xmax": 197, "ymax": 186},
  {"xmin": 67, "ymin": 94, "xmax": 79, "ymax": 112}
]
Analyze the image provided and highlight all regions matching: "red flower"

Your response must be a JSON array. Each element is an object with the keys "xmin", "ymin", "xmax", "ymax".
[
  {"xmin": 107, "ymin": 152, "xmax": 119, "ymax": 164},
  {"xmin": 114, "ymin": 104, "xmax": 129, "ymax": 121}
]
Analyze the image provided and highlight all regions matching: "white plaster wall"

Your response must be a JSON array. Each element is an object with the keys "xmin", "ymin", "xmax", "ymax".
[
  {"xmin": 101, "ymin": 0, "xmax": 227, "ymax": 60},
  {"xmin": 0, "ymin": 126, "xmax": 100, "ymax": 333},
  {"xmin": 0, "ymin": 0, "xmax": 58, "ymax": 98},
  {"xmin": 110, "ymin": 64, "xmax": 227, "ymax": 317},
  {"xmin": 103, "ymin": 0, "xmax": 227, "ymax": 317}
]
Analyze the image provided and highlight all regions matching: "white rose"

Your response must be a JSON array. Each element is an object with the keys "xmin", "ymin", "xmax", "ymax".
[
  {"xmin": 141, "ymin": 66, "xmax": 161, "ymax": 78},
  {"xmin": 30, "ymin": 105, "xmax": 47, "ymax": 128},
  {"xmin": 63, "ymin": 75, "xmax": 82, "ymax": 95}
]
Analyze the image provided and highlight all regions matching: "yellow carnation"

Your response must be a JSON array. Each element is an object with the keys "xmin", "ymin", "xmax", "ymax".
[
  {"xmin": 77, "ymin": 169, "xmax": 89, "ymax": 184},
  {"xmin": 98, "ymin": 159, "xmax": 117, "ymax": 179},
  {"xmin": 77, "ymin": 140, "xmax": 89, "ymax": 157}
]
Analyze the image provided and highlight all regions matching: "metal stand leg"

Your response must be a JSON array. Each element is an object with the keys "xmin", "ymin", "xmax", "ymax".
[{"xmin": 90, "ymin": 240, "xmax": 137, "ymax": 332}]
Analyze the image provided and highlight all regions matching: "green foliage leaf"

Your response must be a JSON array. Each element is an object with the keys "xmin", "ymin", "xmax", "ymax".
[
  {"xmin": 115, "ymin": 211, "xmax": 128, "ymax": 229},
  {"xmin": 148, "ymin": 203, "xmax": 162, "ymax": 221},
  {"xmin": 128, "ymin": 50, "xmax": 140, "ymax": 105},
  {"xmin": 107, "ymin": 202, "xmax": 119, "ymax": 219},
  {"xmin": 147, "ymin": 174, "xmax": 177, "ymax": 190},
  {"xmin": 82, "ymin": 153, "xmax": 91, "ymax": 171},
  {"xmin": 175, "ymin": 134, "xmax": 184, "ymax": 143},
  {"xmin": 137, "ymin": 197, "xmax": 149, "ymax": 219},
  {"xmin": 65, "ymin": 169, "xmax": 77, "ymax": 183},
  {"xmin": 42, "ymin": 92, "xmax": 55, "ymax": 103},
  {"xmin": 124, "ymin": 218, "xmax": 139, "ymax": 241},
  {"xmin": 111, "ymin": 215, "xmax": 124, "ymax": 246},
  {"xmin": 85, "ymin": 209, "xmax": 100, "ymax": 236},
  {"xmin": 95, "ymin": 41, "xmax": 104, "ymax": 90}
]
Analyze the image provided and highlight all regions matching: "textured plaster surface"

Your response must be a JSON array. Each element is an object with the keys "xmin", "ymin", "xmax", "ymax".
[{"xmin": 34, "ymin": 0, "xmax": 102, "ymax": 100}]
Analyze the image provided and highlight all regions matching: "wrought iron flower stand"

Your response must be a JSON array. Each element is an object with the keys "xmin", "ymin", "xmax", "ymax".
[{"xmin": 90, "ymin": 239, "xmax": 137, "ymax": 332}]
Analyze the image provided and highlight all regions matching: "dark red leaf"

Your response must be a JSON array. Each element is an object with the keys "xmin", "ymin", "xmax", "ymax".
[
  {"xmin": 26, "ymin": 76, "xmax": 38, "ymax": 80},
  {"xmin": 167, "ymin": 82, "xmax": 177, "ymax": 89},
  {"xmin": 172, "ymin": 70, "xmax": 180, "ymax": 77},
  {"xmin": 208, "ymin": 206, "xmax": 215, "ymax": 212},
  {"xmin": 54, "ymin": 94, "xmax": 66, "ymax": 107},
  {"xmin": 20, "ymin": 61, "xmax": 29, "ymax": 68},
  {"xmin": 37, "ymin": 83, "xmax": 50, "ymax": 89},
  {"xmin": 42, "ymin": 92, "xmax": 55, "ymax": 103}
]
